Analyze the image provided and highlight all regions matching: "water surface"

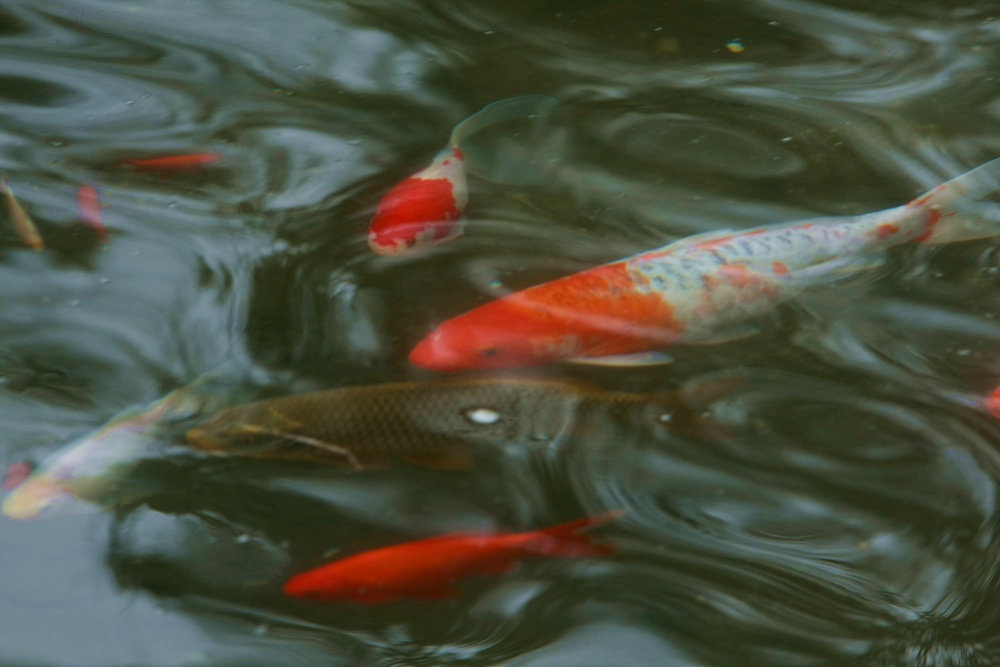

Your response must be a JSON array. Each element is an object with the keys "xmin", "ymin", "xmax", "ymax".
[{"xmin": 3, "ymin": 0, "xmax": 1000, "ymax": 665}]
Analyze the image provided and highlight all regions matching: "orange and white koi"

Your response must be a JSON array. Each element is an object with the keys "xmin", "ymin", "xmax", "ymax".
[
  {"xmin": 283, "ymin": 511, "xmax": 621, "ymax": 603},
  {"xmin": 124, "ymin": 153, "xmax": 222, "ymax": 170},
  {"xmin": 77, "ymin": 185, "xmax": 107, "ymax": 242},
  {"xmin": 411, "ymin": 158, "xmax": 1000, "ymax": 371},
  {"xmin": 367, "ymin": 95, "xmax": 557, "ymax": 256},
  {"xmin": 0, "ymin": 178, "xmax": 43, "ymax": 251}
]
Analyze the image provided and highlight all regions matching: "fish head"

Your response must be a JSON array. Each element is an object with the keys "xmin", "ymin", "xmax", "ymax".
[
  {"xmin": 282, "ymin": 567, "xmax": 350, "ymax": 600},
  {"xmin": 368, "ymin": 149, "xmax": 468, "ymax": 256},
  {"xmin": 410, "ymin": 309, "xmax": 582, "ymax": 372},
  {"xmin": 2, "ymin": 476, "xmax": 80, "ymax": 519}
]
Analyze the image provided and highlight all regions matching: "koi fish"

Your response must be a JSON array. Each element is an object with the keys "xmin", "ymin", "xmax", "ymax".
[
  {"xmin": 410, "ymin": 158, "xmax": 1000, "ymax": 371},
  {"xmin": 124, "ymin": 153, "xmax": 222, "ymax": 170},
  {"xmin": 0, "ymin": 178, "xmax": 43, "ymax": 251},
  {"xmin": 283, "ymin": 510, "xmax": 622, "ymax": 603},
  {"xmin": 77, "ymin": 185, "xmax": 107, "ymax": 242},
  {"xmin": 3, "ymin": 374, "xmax": 224, "ymax": 519},
  {"xmin": 185, "ymin": 376, "xmax": 734, "ymax": 469},
  {"xmin": 367, "ymin": 95, "xmax": 557, "ymax": 256}
]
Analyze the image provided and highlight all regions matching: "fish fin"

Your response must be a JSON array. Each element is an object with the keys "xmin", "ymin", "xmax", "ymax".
[
  {"xmin": 567, "ymin": 351, "xmax": 674, "ymax": 367},
  {"xmin": 983, "ymin": 385, "xmax": 1000, "ymax": 419},
  {"xmin": 659, "ymin": 228, "xmax": 738, "ymax": 253},
  {"xmin": 449, "ymin": 95, "xmax": 559, "ymax": 148},
  {"xmin": 903, "ymin": 158, "xmax": 1000, "ymax": 243},
  {"xmin": 400, "ymin": 444, "xmax": 474, "ymax": 471},
  {"xmin": 452, "ymin": 95, "xmax": 560, "ymax": 185},
  {"xmin": 523, "ymin": 510, "xmax": 624, "ymax": 558},
  {"xmin": 794, "ymin": 253, "xmax": 886, "ymax": 284}
]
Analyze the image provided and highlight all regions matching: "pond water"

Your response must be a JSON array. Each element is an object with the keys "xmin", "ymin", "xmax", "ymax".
[{"xmin": 3, "ymin": 0, "xmax": 1000, "ymax": 665}]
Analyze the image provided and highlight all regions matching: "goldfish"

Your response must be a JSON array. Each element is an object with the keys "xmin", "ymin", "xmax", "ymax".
[
  {"xmin": 283, "ymin": 510, "xmax": 622, "ymax": 603},
  {"xmin": 3, "ymin": 373, "xmax": 225, "ymax": 519},
  {"xmin": 77, "ymin": 185, "xmax": 107, "ymax": 242},
  {"xmin": 186, "ymin": 376, "xmax": 735, "ymax": 469},
  {"xmin": 367, "ymin": 95, "xmax": 557, "ymax": 256},
  {"xmin": 124, "ymin": 153, "xmax": 222, "ymax": 170},
  {"xmin": 410, "ymin": 158, "xmax": 1000, "ymax": 371},
  {"xmin": 0, "ymin": 177, "xmax": 43, "ymax": 251}
]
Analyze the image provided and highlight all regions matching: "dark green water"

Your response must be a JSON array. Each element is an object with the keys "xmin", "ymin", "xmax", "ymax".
[{"xmin": 3, "ymin": 0, "xmax": 1000, "ymax": 664}]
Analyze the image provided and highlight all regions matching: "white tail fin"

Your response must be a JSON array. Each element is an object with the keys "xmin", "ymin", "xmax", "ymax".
[
  {"xmin": 910, "ymin": 157, "xmax": 1000, "ymax": 244},
  {"xmin": 448, "ymin": 95, "xmax": 558, "ymax": 147}
]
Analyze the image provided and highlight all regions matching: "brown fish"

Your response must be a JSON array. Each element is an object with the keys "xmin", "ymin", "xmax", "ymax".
[{"xmin": 185, "ymin": 376, "xmax": 740, "ymax": 470}]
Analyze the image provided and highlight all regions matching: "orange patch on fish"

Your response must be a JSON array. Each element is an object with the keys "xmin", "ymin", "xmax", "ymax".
[
  {"xmin": 771, "ymin": 261, "xmax": 789, "ymax": 276},
  {"xmin": 876, "ymin": 223, "xmax": 899, "ymax": 240},
  {"xmin": 125, "ymin": 153, "xmax": 223, "ymax": 170}
]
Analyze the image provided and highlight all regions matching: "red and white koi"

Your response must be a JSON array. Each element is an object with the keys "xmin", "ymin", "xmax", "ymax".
[
  {"xmin": 367, "ymin": 95, "xmax": 557, "ymax": 256},
  {"xmin": 410, "ymin": 158, "xmax": 1000, "ymax": 371},
  {"xmin": 283, "ymin": 511, "xmax": 621, "ymax": 603}
]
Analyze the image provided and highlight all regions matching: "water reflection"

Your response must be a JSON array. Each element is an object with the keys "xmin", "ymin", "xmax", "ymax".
[{"xmin": 3, "ymin": 0, "xmax": 1000, "ymax": 664}]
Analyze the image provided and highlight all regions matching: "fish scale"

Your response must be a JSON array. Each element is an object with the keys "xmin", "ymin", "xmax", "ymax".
[
  {"xmin": 185, "ymin": 377, "xmax": 725, "ymax": 469},
  {"xmin": 410, "ymin": 157, "xmax": 1000, "ymax": 371}
]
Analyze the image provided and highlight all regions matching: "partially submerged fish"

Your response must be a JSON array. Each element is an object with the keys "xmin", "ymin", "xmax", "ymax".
[
  {"xmin": 283, "ymin": 510, "xmax": 622, "ymax": 603},
  {"xmin": 186, "ymin": 376, "xmax": 735, "ymax": 469},
  {"xmin": 367, "ymin": 95, "xmax": 557, "ymax": 256},
  {"xmin": 77, "ymin": 185, "xmax": 107, "ymax": 243},
  {"xmin": 0, "ymin": 177, "xmax": 43, "ymax": 251},
  {"xmin": 3, "ymin": 376, "xmax": 221, "ymax": 519},
  {"xmin": 410, "ymin": 158, "xmax": 1000, "ymax": 371},
  {"xmin": 124, "ymin": 153, "xmax": 223, "ymax": 170}
]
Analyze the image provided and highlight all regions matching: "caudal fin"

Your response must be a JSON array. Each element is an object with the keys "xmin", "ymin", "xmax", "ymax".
[
  {"xmin": 909, "ymin": 157, "xmax": 1000, "ymax": 244},
  {"xmin": 522, "ymin": 510, "xmax": 625, "ymax": 558},
  {"xmin": 448, "ymin": 95, "xmax": 559, "ymax": 148},
  {"xmin": 449, "ymin": 95, "xmax": 560, "ymax": 186}
]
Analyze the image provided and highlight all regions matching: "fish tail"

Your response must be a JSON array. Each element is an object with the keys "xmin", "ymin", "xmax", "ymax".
[
  {"xmin": 522, "ymin": 509, "xmax": 625, "ymax": 558},
  {"xmin": 908, "ymin": 157, "xmax": 1000, "ymax": 244},
  {"xmin": 448, "ymin": 95, "xmax": 558, "ymax": 148}
]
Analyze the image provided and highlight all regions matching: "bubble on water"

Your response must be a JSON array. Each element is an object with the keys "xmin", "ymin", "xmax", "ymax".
[{"xmin": 464, "ymin": 407, "xmax": 501, "ymax": 425}]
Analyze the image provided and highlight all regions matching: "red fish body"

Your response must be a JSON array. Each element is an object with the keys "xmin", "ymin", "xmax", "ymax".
[
  {"xmin": 283, "ymin": 512, "xmax": 620, "ymax": 603},
  {"xmin": 411, "ymin": 158, "xmax": 1000, "ymax": 371},
  {"xmin": 368, "ymin": 95, "xmax": 558, "ymax": 256},
  {"xmin": 76, "ymin": 185, "xmax": 107, "ymax": 242},
  {"xmin": 368, "ymin": 147, "xmax": 468, "ymax": 255},
  {"xmin": 124, "ymin": 153, "xmax": 222, "ymax": 170}
]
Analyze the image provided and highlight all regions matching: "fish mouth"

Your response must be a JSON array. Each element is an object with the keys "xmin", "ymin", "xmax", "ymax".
[{"xmin": 408, "ymin": 334, "xmax": 469, "ymax": 372}]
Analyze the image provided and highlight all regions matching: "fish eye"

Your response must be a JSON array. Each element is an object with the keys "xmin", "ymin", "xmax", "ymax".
[{"xmin": 463, "ymin": 407, "xmax": 501, "ymax": 425}]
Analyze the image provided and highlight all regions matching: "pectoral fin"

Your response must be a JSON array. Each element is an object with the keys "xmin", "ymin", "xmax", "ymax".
[{"xmin": 568, "ymin": 351, "xmax": 674, "ymax": 367}]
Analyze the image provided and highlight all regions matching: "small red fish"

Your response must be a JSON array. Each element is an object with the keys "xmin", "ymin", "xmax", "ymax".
[
  {"xmin": 76, "ymin": 185, "xmax": 107, "ymax": 242},
  {"xmin": 124, "ymin": 153, "xmax": 222, "ymax": 170},
  {"xmin": 283, "ymin": 511, "xmax": 622, "ymax": 603},
  {"xmin": 368, "ymin": 95, "xmax": 557, "ymax": 256}
]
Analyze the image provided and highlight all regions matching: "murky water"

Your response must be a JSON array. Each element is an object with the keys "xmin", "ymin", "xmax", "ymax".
[{"xmin": 3, "ymin": 0, "xmax": 1000, "ymax": 664}]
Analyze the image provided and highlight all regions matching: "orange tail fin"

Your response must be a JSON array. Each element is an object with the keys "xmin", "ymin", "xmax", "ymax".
[{"xmin": 523, "ymin": 509, "xmax": 625, "ymax": 558}]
